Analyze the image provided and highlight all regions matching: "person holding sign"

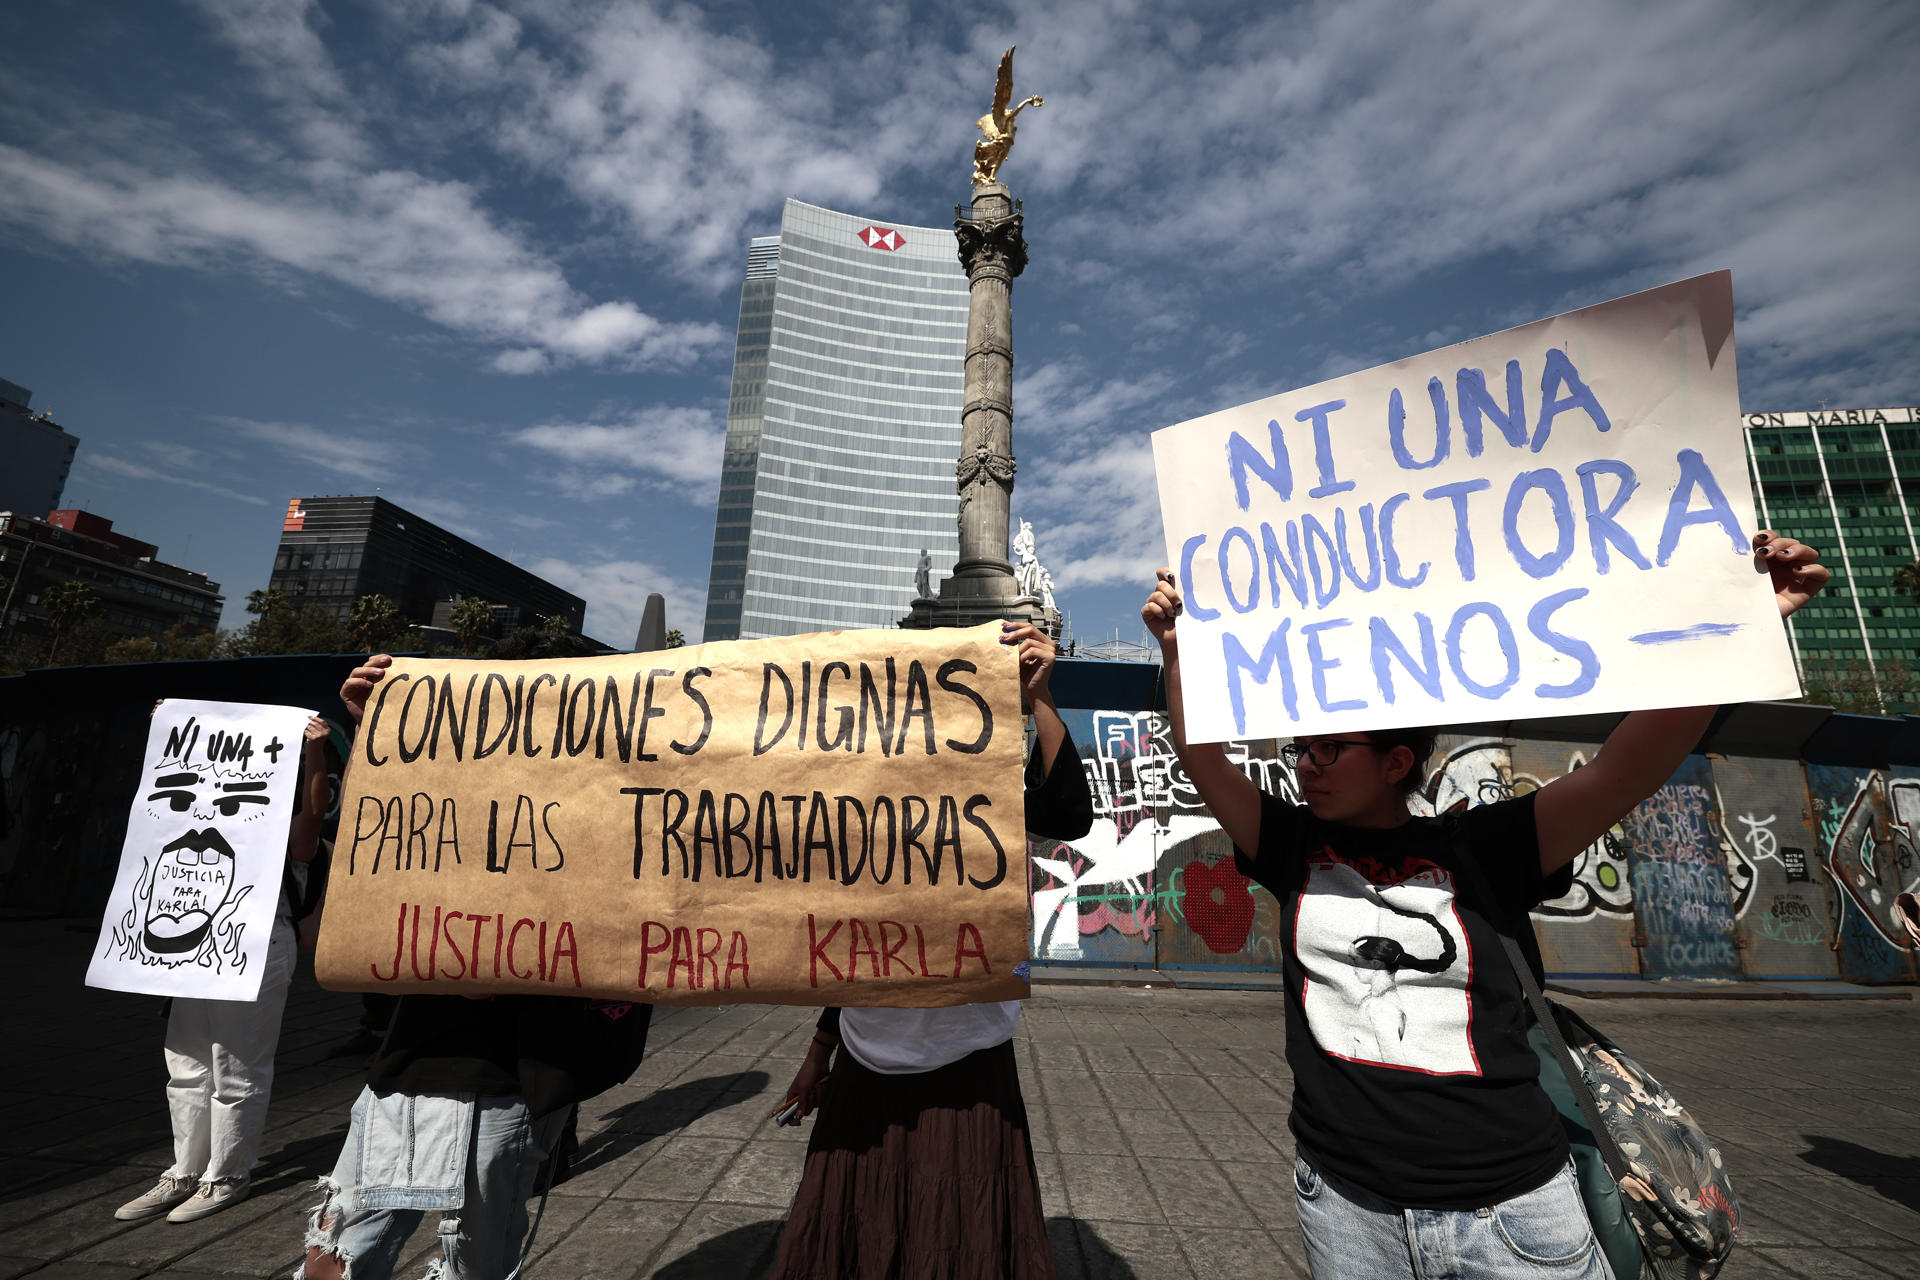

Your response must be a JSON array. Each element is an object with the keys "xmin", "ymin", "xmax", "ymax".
[
  {"xmin": 769, "ymin": 620, "xmax": 1091, "ymax": 1280},
  {"xmin": 298, "ymin": 638, "xmax": 655, "ymax": 1280},
  {"xmin": 1139, "ymin": 532, "xmax": 1827, "ymax": 1280},
  {"xmin": 115, "ymin": 712, "xmax": 331, "ymax": 1225}
]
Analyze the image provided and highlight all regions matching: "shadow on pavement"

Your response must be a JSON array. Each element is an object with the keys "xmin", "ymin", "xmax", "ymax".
[
  {"xmin": 652, "ymin": 1217, "xmax": 784, "ymax": 1277},
  {"xmin": 569, "ymin": 1069, "xmax": 771, "ymax": 1179},
  {"xmin": 1798, "ymin": 1133, "xmax": 1920, "ymax": 1211},
  {"xmin": 641, "ymin": 1214, "xmax": 1143, "ymax": 1279}
]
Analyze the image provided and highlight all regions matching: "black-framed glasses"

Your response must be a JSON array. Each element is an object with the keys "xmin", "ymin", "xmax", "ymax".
[{"xmin": 1280, "ymin": 738, "xmax": 1379, "ymax": 768}]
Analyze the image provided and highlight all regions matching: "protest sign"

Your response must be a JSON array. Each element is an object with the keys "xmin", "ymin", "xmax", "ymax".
[
  {"xmin": 1153, "ymin": 270, "xmax": 1800, "ymax": 744},
  {"xmin": 87, "ymin": 699, "xmax": 314, "ymax": 1000},
  {"xmin": 314, "ymin": 622, "xmax": 1030, "ymax": 1007}
]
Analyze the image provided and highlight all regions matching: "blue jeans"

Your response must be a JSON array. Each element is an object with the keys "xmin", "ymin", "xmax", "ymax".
[
  {"xmin": 297, "ymin": 1088, "xmax": 565, "ymax": 1280},
  {"xmin": 1293, "ymin": 1149, "xmax": 1614, "ymax": 1280}
]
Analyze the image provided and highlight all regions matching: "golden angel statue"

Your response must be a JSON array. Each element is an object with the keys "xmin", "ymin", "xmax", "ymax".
[{"xmin": 972, "ymin": 47, "xmax": 1043, "ymax": 186}]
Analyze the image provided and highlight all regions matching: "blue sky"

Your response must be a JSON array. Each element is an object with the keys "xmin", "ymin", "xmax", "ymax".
[{"xmin": 1, "ymin": 0, "xmax": 1914, "ymax": 646}]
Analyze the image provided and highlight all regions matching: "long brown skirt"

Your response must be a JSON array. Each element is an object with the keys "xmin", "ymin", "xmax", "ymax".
[{"xmin": 770, "ymin": 1038, "xmax": 1056, "ymax": 1280}]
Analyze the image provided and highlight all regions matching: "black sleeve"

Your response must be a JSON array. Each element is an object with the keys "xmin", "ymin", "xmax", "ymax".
[
  {"xmin": 815, "ymin": 1006, "xmax": 842, "ymax": 1039},
  {"xmin": 1232, "ymin": 789, "xmax": 1309, "ymax": 887},
  {"xmin": 1024, "ymin": 726, "xmax": 1093, "ymax": 841},
  {"xmin": 1454, "ymin": 791, "xmax": 1568, "ymax": 918}
]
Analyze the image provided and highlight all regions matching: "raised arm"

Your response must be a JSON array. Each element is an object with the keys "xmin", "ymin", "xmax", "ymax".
[
  {"xmin": 1143, "ymin": 569, "xmax": 1263, "ymax": 854},
  {"xmin": 286, "ymin": 715, "xmax": 331, "ymax": 864},
  {"xmin": 1533, "ymin": 531, "xmax": 1828, "ymax": 875},
  {"xmin": 1003, "ymin": 620, "xmax": 1065, "ymax": 774}
]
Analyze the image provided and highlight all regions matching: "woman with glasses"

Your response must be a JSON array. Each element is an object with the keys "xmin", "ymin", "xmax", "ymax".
[{"xmin": 1139, "ymin": 531, "xmax": 1828, "ymax": 1280}]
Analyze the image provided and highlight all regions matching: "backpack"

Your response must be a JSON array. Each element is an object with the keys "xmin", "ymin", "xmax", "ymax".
[{"xmin": 1451, "ymin": 840, "xmax": 1738, "ymax": 1279}]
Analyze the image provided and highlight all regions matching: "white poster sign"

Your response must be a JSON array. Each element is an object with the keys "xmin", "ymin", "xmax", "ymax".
[
  {"xmin": 87, "ymin": 699, "xmax": 314, "ymax": 1000},
  {"xmin": 1153, "ymin": 271, "xmax": 1799, "ymax": 744}
]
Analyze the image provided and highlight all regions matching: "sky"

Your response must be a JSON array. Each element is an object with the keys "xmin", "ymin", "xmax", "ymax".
[{"xmin": 1, "ymin": 0, "xmax": 1915, "ymax": 648}]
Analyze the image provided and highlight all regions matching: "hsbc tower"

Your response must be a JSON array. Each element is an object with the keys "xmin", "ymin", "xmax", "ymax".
[{"xmin": 700, "ymin": 199, "xmax": 969, "ymax": 641}]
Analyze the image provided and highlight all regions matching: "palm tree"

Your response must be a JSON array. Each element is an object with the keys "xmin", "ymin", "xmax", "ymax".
[
  {"xmin": 449, "ymin": 597, "xmax": 497, "ymax": 652},
  {"xmin": 350, "ymin": 594, "xmax": 410, "ymax": 653},
  {"xmin": 42, "ymin": 580, "xmax": 99, "ymax": 664}
]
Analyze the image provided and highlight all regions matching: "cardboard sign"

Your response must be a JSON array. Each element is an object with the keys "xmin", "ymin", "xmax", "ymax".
[
  {"xmin": 315, "ymin": 623, "xmax": 1030, "ymax": 1007},
  {"xmin": 1153, "ymin": 271, "xmax": 1800, "ymax": 744},
  {"xmin": 88, "ymin": 699, "xmax": 313, "ymax": 1000}
]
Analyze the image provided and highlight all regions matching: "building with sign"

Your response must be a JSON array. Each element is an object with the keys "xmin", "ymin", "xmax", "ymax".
[
  {"xmin": 269, "ymin": 495, "xmax": 585, "ymax": 634},
  {"xmin": 1743, "ymin": 406, "xmax": 1920, "ymax": 710},
  {"xmin": 0, "ymin": 377, "xmax": 79, "ymax": 519},
  {"xmin": 701, "ymin": 199, "xmax": 969, "ymax": 641}
]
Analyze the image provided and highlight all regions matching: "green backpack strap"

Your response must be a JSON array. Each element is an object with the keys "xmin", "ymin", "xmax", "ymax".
[{"xmin": 1448, "ymin": 827, "xmax": 1646, "ymax": 1280}]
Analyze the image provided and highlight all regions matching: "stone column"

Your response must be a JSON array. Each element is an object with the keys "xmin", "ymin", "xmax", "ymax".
[{"xmin": 902, "ymin": 182, "xmax": 1046, "ymax": 631}]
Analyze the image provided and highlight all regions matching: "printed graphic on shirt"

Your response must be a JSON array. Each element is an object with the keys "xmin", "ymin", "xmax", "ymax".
[{"xmin": 1294, "ymin": 851, "xmax": 1479, "ymax": 1076}]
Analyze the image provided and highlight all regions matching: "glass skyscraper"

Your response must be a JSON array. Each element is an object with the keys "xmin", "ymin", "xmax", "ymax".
[
  {"xmin": 702, "ymin": 200, "xmax": 968, "ymax": 641},
  {"xmin": 1743, "ymin": 406, "xmax": 1920, "ymax": 711}
]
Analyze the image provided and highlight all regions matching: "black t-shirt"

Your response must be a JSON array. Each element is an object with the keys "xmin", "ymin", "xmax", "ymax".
[
  {"xmin": 1024, "ymin": 726, "xmax": 1094, "ymax": 843},
  {"xmin": 367, "ymin": 993, "xmax": 652, "ymax": 1119},
  {"xmin": 1234, "ymin": 790, "xmax": 1573, "ymax": 1209}
]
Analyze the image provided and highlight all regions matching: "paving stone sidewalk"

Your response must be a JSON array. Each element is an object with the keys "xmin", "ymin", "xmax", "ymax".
[{"xmin": 3, "ymin": 917, "xmax": 1916, "ymax": 1279}]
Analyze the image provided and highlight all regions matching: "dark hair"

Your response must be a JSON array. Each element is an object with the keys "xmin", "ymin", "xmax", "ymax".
[{"xmin": 1366, "ymin": 727, "xmax": 1438, "ymax": 797}]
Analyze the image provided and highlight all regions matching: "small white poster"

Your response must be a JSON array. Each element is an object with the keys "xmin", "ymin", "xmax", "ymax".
[
  {"xmin": 87, "ymin": 698, "xmax": 315, "ymax": 1000},
  {"xmin": 1152, "ymin": 271, "xmax": 1801, "ymax": 744}
]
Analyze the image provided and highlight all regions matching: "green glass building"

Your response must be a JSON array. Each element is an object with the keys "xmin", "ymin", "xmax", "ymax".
[{"xmin": 1743, "ymin": 407, "xmax": 1920, "ymax": 711}]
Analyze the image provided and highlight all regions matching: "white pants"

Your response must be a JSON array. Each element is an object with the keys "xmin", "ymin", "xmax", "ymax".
[{"xmin": 164, "ymin": 918, "xmax": 296, "ymax": 1181}]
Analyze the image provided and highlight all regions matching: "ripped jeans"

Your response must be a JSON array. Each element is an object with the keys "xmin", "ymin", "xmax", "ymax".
[{"xmin": 297, "ymin": 1088, "xmax": 565, "ymax": 1280}]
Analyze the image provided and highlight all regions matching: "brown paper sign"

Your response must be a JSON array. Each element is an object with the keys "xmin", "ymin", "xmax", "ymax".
[{"xmin": 314, "ymin": 622, "xmax": 1030, "ymax": 1007}]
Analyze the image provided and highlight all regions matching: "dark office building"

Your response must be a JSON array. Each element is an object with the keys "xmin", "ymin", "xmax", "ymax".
[
  {"xmin": 0, "ymin": 509, "xmax": 222, "ymax": 645},
  {"xmin": 268, "ymin": 496, "xmax": 585, "ymax": 633},
  {"xmin": 0, "ymin": 377, "xmax": 79, "ymax": 518}
]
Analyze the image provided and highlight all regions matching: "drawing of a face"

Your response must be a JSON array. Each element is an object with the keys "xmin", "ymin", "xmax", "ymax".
[{"xmin": 143, "ymin": 768, "xmax": 271, "ymax": 956}]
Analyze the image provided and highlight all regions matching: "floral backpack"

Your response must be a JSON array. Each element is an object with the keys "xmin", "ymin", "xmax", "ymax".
[{"xmin": 1453, "ymin": 843, "xmax": 1739, "ymax": 1280}]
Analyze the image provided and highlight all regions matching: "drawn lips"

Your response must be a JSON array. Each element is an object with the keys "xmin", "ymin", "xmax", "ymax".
[
  {"xmin": 145, "ymin": 828, "xmax": 236, "ymax": 954},
  {"xmin": 162, "ymin": 828, "xmax": 237, "ymax": 859},
  {"xmin": 146, "ymin": 911, "xmax": 213, "ymax": 954}
]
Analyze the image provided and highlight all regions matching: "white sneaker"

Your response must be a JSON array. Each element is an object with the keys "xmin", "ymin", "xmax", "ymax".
[
  {"xmin": 114, "ymin": 1174, "xmax": 199, "ymax": 1221},
  {"xmin": 165, "ymin": 1174, "xmax": 250, "ymax": 1223}
]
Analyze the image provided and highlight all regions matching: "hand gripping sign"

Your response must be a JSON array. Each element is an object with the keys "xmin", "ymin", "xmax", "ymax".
[
  {"xmin": 1152, "ymin": 271, "xmax": 1800, "ymax": 744},
  {"xmin": 314, "ymin": 622, "xmax": 1031, "ymax": 1007},
  {"xmin": 88, "ymin": 699, "xmax": 315, "ymax": 1000}
]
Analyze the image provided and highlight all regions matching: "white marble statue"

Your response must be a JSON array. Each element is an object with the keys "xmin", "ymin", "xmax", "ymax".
[
  {"xmin": 1013, "ymin": 519, "xmax": 1042, "ymax": 597},
  {"xmin": 914, "ymin": 548, "xmax": 932, "ymax": 600}
]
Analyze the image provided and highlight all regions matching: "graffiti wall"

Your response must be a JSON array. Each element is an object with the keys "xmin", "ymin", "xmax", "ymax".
[
  {"xmin": 1508, "ymin": 739, "xmax": 1642, "ymax": 977},
  {"xmin": 1806, "ymin": 765, "xmax": 1920, "ymax": 984},
  {"xmin": 1710, "ymin": 755, "xmax": 1837, "ymax": 978},
  {"xmin": 1023, "ymin": 713, "xmax": 1914, "ymax": 984}
]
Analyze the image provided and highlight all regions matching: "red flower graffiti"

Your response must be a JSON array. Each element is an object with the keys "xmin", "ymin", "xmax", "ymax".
[{"xmin": 1181, "ymin": 859, "xmax": 1256, "ymax": 954}]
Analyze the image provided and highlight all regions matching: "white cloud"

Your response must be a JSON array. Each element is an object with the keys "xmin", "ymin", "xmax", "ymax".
[
  {"xmin": 71, "ymin": 451, "xmax": 270, "ymax": 508},
  {"xmin": 524, "ymin": 554, "xmax": 705, "ymax": 647},
  {"xmin": 512, "ymin": 405, "xmax": 725, "ymax": 499},
  {"xmin": 0, "ymin": 146, "xmax": 725, "ymax": 372},
  {"xmin": 215, "ymin": 417, "xmax": 408, "ymax": 486}
]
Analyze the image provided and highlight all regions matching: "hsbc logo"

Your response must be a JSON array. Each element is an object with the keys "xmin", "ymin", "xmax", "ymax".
[{"xmin": 856, "ymin": 225, "xmax": 904, "ymax": 251}]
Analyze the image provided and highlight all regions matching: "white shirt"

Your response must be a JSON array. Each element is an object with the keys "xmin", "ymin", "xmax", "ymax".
[{"xmin": 838, "ymin": 1001, "xmax": 1022, "ymax": 1074}]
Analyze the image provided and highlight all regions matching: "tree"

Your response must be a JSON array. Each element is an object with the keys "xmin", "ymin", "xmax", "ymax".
[
  {"xmin": 449, "ymin": 597, "xmax": 497, "ymax": 652},
  {"xmin": 41, "ymin": 580, "xmax": 99, "ymax": 664},
  {"xmin": 229, "ymin": 588, "xmax": 348, "ymax": 656},
  {"xmin": 161, "ymin": 622, "xmax": 222, "ymax": 661},
  {"xmin": 1893, "ymin": 560, "xmax": 1920, "ymax": 607},
  {"xmin": 349, "ymin": 594, "xmax": 411, "ymax": 653},
  {"xmin": 1796, "ymin": 655, "xmax": 1920, "ymax": 716},
  {"xmin": 664, "ymin": 629, "xmax": 686, "ymax": 649},
  {"xmin": 103, "ymin": 635, "xmax": 160, "ymax": 664},
  {"xmin": 541, "ymin": 612, "xmax": 573, "ymax": 638}
]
